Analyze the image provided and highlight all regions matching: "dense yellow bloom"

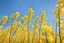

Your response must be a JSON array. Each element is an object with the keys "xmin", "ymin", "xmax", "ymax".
[
  {"xmin": 1, "ymin": 15, "xmax": 8, "ymax": 24},
  {"xmin": 11, "ymin": 25, "xmax": 16, "ymax": 30},
  {"xmin": 58, "ymin": 0, "xmax": 64, "ymax": 3},
  {"xmin": 16, "ymin": 21, "xmax": 22, "ymax": 26},
  {"xmin": 55, "ymin": 15, "xmax": 59, "ymax": 19},
  {"xmin": 55, "ymin": 4, "xmax": 59, "ymax": 8},
  {"xmin": 28, "ymin": 8, "xmax": 34, "ymax": 14},
  {"xmin": 35, "ymin": 16, "xmax": 41, "ymax": 21},
  {"xmin": 60, "ymin": 3, "xmax": 64, "ymax": 7},
  {"xmin": 10, "ymin": 12, "xmax": 20, "ymax": 19},
  {"xmin": 41, "ymin": 20, "xmax": 47, "ymax": 25},
  {"xmin": 0, "ymin": 7, "xmax": 63, "ymax": 43},
  {"xmin": 15, "ymin": 12, "xmax": 20, "ymax": 18},
  {"xmin": 48, "ymin": 36, "xmax": 54, "ymax": 42},
  {"xmin": 1, "ymin": 15, "xmax": 8, "ymax": 21},
  {"xmin": 57, "ymin": 19, "xmax": 64, "ymax": 26},
  {"xmin": 42, "ymin": 11, "xmax": 46, "ymax": 15},
  {"xmin": 61, "ymin": 7, "xmax": 64, "ymax": 12},
  {"xmin": 40, "ymin": 25, "xmax": 47, "ymax": 30},
  {"xmin": 41, "ymin": 11, "xmax": 46, "ymax": 18},
  {"xmin": 28, "ymin": 8, "xmax": 34, "ymax": 20},
  {"xmin": 23, "ymin": 15, "xmax": 29, "ymax": 20},
  {"xmin": 22, "ymin": 25, "xmax": 28, "ymax": 31}
]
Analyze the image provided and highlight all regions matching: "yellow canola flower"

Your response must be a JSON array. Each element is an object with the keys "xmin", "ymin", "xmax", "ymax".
[
  {"xmin": 10, "ymin": 12, "xmax": 20, "ymax": 19},
  {"xmin": 55, "ymin": 14, "xmax": 59, "ymax": 19},
  {"xmin": 58, "ymin": 0, "xmax": 64, "ymax": 3},
  {"xmin": 1, "ymin": 15, "xmax": 8, "ymax": 24},
  {"xmin": 61, "ymin": 13, "xmax": 64, "ymax": 17},
  {"xmin": 1, "ymin": 15, "xmax": 8, "ymax": 21},
  {"xmin": 54, "ymin": 8, "xmax": 59, "ymax": 15},
  {"xmin": 46, "ymin": 26, "xmax": 53, "ymax": 35},
  {"xmin": 60, "ymin": 25, "xmax": 64, "ymax": 30},
  {"xmin": 28, "ymin": 8, "xmax": 34, "ymax": 14},
  {"xmin": 55, "ymin": 4, "xmax": 59, "ymax": 8},
  {"xmin": 41, "ymin": 20, "xmax": 47, "ymax": 25},
  {"xmin": 48, "ymin": 35, "xmax": 54, "ymax": 42},
  {"xmin": 28, "ymin": 8, "xmax": 34, "ymax": 20},
  {"xmin": 42, "ymin": 11, "xmax": 46, "ymax": 15},
  {"xmin": 28, "ymin": 14, "xmax": 33, "ymax": 20},
  {"xmin": 41, "ymin": 10, "xmax": 46, "ymax": 18},
  {"xmin": 60, "ymin": 19, "xmax": 64, "ymax": 24},
  {"xmin": 40, "ymin": 25, "xmax": 47, "ymax": 30},
  {"xmin": 22, "ymin": 25, "xmax": 28, "ymax": 31},
  {"xmin": 57, "ymin": 19, "xmax": 63, "ymax": 26},
  {"xmin": 11, "ymin": 25, "xmax": 16, "ymax": 30},
  {"xmin": 61, "ymin": 7, "xmax": 64, "ymax": 12},
  {"xmin": 35, "ymin": 16, "xmax": 41, "ymax": 21},
  {"xmin": 46, "ymin": 26, "xmax": 52, "ymax": 31},
  {"xmin": 23, "ymin": 15, "xmax": 29, "ymax": 20},
  {"xmin": 10, "ymin": 13, "xmax": 15, "ymax": 18},
  {"xmin": 60, "ymin": 3, "xmax": 64, "ymax": 7},
  {"xmin": 16, "ymin": 21, "xmax": 22, "ymax": 26},
  {"xmin": 54, "ymin": 11, "xmax": 58, "ymax": 15},
  {"xmin": 15, "ymin": 12, "xmax": 20, "ymax": 18}
]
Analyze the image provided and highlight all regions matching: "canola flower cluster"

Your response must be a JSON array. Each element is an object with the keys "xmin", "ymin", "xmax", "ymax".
[
  {"xmin": 54, "ymin": 0, "xmax": 64, "ymax": 43},
  {"xmin": 0, "ymin": 8, "xmax": 55, "ymax": 43},
  {"xmin": 0, "ymin": 0, "xmax": 64, "ymax": 43}
]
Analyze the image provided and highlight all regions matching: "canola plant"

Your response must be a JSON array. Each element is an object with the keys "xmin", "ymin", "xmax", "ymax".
[{"xmin": 0, "ymin": 0, "xmax": 64, "ymax": 43}]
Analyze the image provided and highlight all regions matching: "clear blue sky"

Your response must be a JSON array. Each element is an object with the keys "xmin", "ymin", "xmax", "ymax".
[{"xmin": 0, "ymin": 0, "xmax": 57, "ymax": 29}]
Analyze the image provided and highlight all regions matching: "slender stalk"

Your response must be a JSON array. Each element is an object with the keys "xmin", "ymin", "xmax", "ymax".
[
  {"xmin": 13, "ymin": 26, "xmax": 20, "ymax": 43},
  {"xmin": 32, "ymin": 21, "xmax": 37, "ymax": 43},
  {"xmin": 45, "ymin": 30, "xmax": 48, "ymax": 43},
  {"xmin": 58, "ymin": 3, "xmax": 62, "ymax": 43},
  {"xmin": 32, "ymin": 25, "xmax": 35, "ymax": 43},
  {"xmin": 39, "ymin": 16, "xmax": 43, "ymax": 43},
  {"xmin": 28, "ymin": 20, "xmax": 30, "ymax": 43},
  {"xmin": 55, "ymin": 20, "xmax": 57, "ymax": 43},
  {"xmin": 0, "ymin": 21, "xmax": 6, "ymax": 38},
  {"xmin": 9, "ymin": 19, "xmax": 13, "ymax": 43},
  {"xmin": 39, "ymin": 27, "xmax": 40, "ymax": 43}
]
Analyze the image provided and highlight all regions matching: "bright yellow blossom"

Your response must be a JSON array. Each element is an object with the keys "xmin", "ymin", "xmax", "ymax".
[
  {"xmin": 15, "ymin": 12, "xmax": 20, "ymax": 18},
  {"xmin": 48, "ymin": 35, "xmax": 54, "ymax": 42},
  {"xmin": 10, "ymin": 12, "xmax": 20, "ymax": 19},
  {"xmin": 16, "ymin": 21, "xmax": 22, "ymax": 26},
  {"xmin": 1, "ymin": 15, "xmax": 8, "ymax": 24},
  {"xmin": 42, "ymin": 11, "xmax": 46, "ymax": 15},
  {"xmin": 61, "ymin": 7, "xmax": 64, "ymax": 12},
  {"xmin": 23, "ymin": 15, "xmax": 29, "ymax": 20},
  {"xmin": 35, "ymin": 16, "xmax": 41, "ymax": 21},
  {"xmin": 1, "ymin": 15, "xmax": 8, "ymax": 21},
  {"xmin": 40, "ymin": 25, "xmax": 47, "ymax": 30}
]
